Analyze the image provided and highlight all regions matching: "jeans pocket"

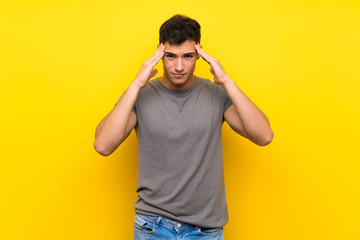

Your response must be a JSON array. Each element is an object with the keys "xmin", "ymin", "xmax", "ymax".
[
  {"xmin": 198, "ymin": 227, "xmax": 223, "ymax": 236},
  {"xmin": 134, "ymin": 214, "xmax": 155, "ymax": 234}
]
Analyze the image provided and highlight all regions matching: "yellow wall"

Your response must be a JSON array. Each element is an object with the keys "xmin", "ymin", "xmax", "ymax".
[{"xmin": 1, "ymin": 0, "xmax": 359, "ymax": 239}]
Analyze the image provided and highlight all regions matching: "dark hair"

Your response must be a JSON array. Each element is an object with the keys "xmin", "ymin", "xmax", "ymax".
[{"xmin": 159, "ymin": 14, "xmax": 201, "ymax": 45}]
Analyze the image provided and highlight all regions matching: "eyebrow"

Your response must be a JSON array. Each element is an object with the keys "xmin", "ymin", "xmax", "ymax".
[{"xmin": 165, "ymin": 52, "xmax": 196, "ymax": 56}]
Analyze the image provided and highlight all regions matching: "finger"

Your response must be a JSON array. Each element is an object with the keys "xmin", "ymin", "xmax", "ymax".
[
  {"xmin": 152, "ymin": 49, "xmax": 165, "ymax": 66},
  {"xmin": 146, "ymin": 44, "xmax": 165, "ymax": 66},
  {"xmin": 195, "ymin": 44, "xmax": 205, "ymax": 58},
  {"xmin": 195, "ymin": 44, "xmax": 215, "ymax": 64},
  {"xmin": 149, "ymin": 49, "xmax": 164, "ymax": 65},
  {"xmin": 149, "ymin": 44, "xmax": 164, "ymax": 62},
  {"xmin": 153, "ymin": 43, "xmax": 165, "ymax": 61},
  {"xmin": 195, "ymin": 44, "xmax": 210, "ymax": 59}
]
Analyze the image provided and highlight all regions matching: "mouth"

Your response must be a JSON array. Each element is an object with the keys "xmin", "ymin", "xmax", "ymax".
[{"xmin": 171, "ymin": 73, "xmax": 186, "ymax": 78}]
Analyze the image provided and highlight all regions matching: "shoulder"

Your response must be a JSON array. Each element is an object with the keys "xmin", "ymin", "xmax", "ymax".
[
  {"xmin": 137, "ymin": 78, "xmax": 161, "ymax": 96},
  {"xmin": 195, "ymin": 76, "xmax": 228, "ymax": 97},
  {"xmin": 148, "ymin": 78, "xmax": 161, "ymax": 88},
  {"xmin": 195, "ymin": 76, "xmax": 212, "ymax": 86}
]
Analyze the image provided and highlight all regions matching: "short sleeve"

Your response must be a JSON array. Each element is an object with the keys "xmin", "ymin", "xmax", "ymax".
[
  {"xmin": 217, "ymin": 86, "xmax": 233, "ymax": 115},
  {"xmin": 223, "ymin": 95, "xmax": 233, "ymax": 114}
]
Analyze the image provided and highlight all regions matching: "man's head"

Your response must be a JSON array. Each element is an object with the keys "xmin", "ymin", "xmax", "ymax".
[
  {"xmin": 159, "ymin": 14, "xmax": 201, "ymax": 45},
  {"xmin": 159, "ymin": 15, "xmax": 201, "ymax": 90}
]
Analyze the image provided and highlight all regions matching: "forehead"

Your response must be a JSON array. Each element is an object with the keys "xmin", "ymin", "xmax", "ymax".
[{"xmin": 164, "ymin": 40, "xmax": 196, "ymax": 54}]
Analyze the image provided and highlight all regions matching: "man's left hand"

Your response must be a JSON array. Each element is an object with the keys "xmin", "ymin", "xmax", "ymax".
[{"xmin": 195, "ymin": 44, "xmax": 231, "ymax": 86}]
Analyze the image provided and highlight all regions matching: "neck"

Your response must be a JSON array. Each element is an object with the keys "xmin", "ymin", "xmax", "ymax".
[{"xmin": 160, "ymin": 75, "xmax": 195, "ymax": 90}]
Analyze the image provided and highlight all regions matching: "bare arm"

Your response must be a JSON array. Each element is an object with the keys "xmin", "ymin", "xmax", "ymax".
[
  {"xmin": 94, "ymin": 44, "xmax": 165, "ymax": 156},
  {"xmin": 94, "ymin": 86, "xmax": 139, "ymax": 156},
  {"xmin": 222, "ymin": 81, "xmax": 273, "ymax": 146},
  {"xmin": 195, "ymin": 44, "xmax": 273, "ymax": 146}
]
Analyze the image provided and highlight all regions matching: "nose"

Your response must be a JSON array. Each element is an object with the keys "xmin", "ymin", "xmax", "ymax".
[{"xmin": 175, "ymin": 58, "xmax": 184, "ymax": 72}]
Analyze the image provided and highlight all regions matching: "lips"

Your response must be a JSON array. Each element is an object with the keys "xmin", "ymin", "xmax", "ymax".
[{"xmin": 172, "ymin": 73, "xmax": 186, "ymax": 78}]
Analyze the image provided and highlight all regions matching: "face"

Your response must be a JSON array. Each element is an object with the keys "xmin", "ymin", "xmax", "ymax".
[{"xmin": 161, "ymin": 40, "xmax": 199, "ymax": 90}]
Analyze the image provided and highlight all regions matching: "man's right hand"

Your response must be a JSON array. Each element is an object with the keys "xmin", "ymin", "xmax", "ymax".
[
  {"xmin": 94, "ymin": 44, "xmax": 165, "ymax": 156},
  {"xmin": 133, "ymin": 43, "xmax": 165, "ymax": 89}
]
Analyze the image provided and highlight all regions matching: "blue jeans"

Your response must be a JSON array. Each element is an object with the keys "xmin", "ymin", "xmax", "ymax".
[{"xmin": 133, "ymin": 213, "xmax": 223, "ymax": 240}]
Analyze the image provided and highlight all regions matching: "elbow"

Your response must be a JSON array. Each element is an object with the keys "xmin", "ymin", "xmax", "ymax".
[
  {"xmin": 93, "ymin": 140, "xmax": 113, "ymax": 157},
  {"xmin": 257, "ymin": 129, "xmax": 274, "ymax": 146}
]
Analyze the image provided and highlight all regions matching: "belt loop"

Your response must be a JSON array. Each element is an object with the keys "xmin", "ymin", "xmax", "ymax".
[{"xmin": 155, "ymin": 216, "xmax": 162, "ymax": 228}]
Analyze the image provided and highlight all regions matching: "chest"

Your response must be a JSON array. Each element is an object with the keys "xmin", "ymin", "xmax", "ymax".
[{"xmin": 136, "ymin": 90, "xmax": 224, "ymax": 138}]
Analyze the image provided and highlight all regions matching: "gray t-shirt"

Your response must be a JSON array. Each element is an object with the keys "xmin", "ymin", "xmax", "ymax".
[{"xmin": 130, "ymin": 76, "xmax": 233, "ymax": 228}]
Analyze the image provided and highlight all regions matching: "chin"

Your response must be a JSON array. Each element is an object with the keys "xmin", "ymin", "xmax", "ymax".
[
  {"xmin": 163, "ymin": 71, "xmax": 194, "ymax": 89},
  {"xmin": 171, "ymin": 78, "xmax": 189, "ymax": 86}
]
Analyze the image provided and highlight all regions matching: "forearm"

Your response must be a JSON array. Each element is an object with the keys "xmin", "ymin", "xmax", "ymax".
[
  {"xmin": 94, "ymin": 44, "xmax": 164, "ymax": 155},
  {"xmin": 222, "ymin": 78, "xmax": 273, "ymax": 144},
  {"xmin": 94, "ymin": 82, "xmax": 140, "ymax": 154}
]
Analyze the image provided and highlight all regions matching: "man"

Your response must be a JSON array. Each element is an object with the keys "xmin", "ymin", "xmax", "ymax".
[{"xmin": 94, "ymin": 14, "xmax": 273, "ymax": 239}]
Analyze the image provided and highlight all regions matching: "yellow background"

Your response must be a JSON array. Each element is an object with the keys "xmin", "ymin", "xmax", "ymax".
[{"xmin": 1, "ymin": 0, "xmax": 359, "ymax": 239}]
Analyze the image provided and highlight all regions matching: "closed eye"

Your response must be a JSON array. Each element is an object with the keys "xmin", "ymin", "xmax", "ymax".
[
  {"xmin": 165, "ymin": 54, "xmax": 175, "ymax": 59},
  {"xmin": 184, "ymin": 54, "xmax": 194, "ymax": 59}
]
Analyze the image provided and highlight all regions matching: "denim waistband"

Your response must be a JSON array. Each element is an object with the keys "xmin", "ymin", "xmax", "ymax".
[{"xmin": 135, "ymin": 213, "xmax": 199, "ymax": 231}]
